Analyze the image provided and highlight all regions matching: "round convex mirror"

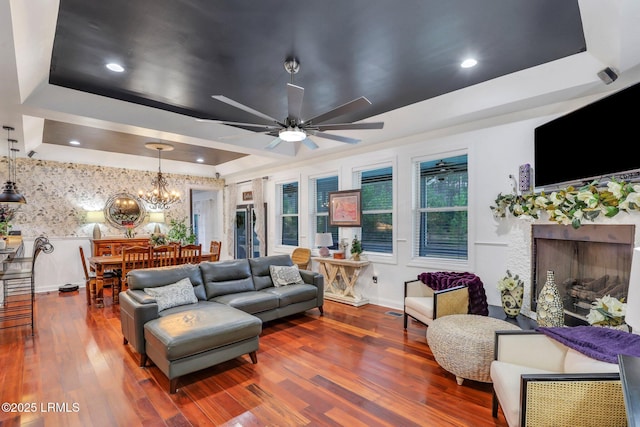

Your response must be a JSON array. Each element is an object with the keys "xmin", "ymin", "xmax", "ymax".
[{"xmin": 104, "ymin": 193, "xmax": 146, "ymax": 230}]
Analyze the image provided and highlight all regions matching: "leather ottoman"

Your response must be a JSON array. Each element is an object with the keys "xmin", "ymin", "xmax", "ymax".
[{"xmin": 144, "ymin": 303, "xmax": 262, "ymax": 393}]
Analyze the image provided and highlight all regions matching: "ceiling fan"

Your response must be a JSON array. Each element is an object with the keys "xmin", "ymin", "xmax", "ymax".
[{"xmin": 197, "ymin": 58, "xmax": 384, "ymax": 150}]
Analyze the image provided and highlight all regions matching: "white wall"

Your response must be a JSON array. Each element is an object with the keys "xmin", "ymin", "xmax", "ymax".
[
  {"xmin": 226, "ymin": 113, "xmax": 640, "ymax": 312},
  {"xmin": 26, "ymin": 110, "xmax": 640, "ymax": 312}
]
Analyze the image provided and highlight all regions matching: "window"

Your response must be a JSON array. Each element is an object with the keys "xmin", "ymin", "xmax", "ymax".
[
  {"xmin": 311, "ymin": 176, "xmax": 339, "ymax": 249},
  {"xmin": 414, "ymin": 154, "xmax": 468, "ymax": 260},
  {"xmin": 278, "ymin": 181, "xmax": 299, "ymax": 246},
  {"xmin": 355, "ymin": 166, "xmax": 393, "ymax": 254}
]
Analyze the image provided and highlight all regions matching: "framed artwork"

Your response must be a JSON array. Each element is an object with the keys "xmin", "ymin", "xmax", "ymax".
[
  {"xmin": 328, "ymin": 190, "xmax": 361, "ymax": 227},
  {"xmin": 242, "ymin": 191, "xmax": 253, "ymax": 201}
]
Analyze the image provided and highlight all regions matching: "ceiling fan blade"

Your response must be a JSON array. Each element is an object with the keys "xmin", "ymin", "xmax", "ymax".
[
  {"xmin": 287, "ymin": 84, "xmax": 305, "ymax": 122},
  {"xmin": 196, "ymin": 118, "xmax": 275, "ymax": 127},
  {"xmin": 301, "ymin": 138, "xmax": 319, "ymax": 150},
  {"xmin": 316, "ymin": 122, "xmax": 384, "ymax": 131},
  {"xmin": 212, "ymin": 95, "xmax": 280, "ymax": 124},
  {"xmin": 306, "ymin": 96, "xmax": 372, "ymax": 125},
  {"xmin": 196, "ymin": 118, "xmax": 279, "ymax": 132},
  {"xmin": 226, "ymin": 124, "xmax": 280, "ymax": 133},
  {"xmin": 265, "ymin": 137, "xmax": 283, "ymax": 150},
  {"xmin": 312, "ymin": 131, "xmax": 361, "ymax": 144}
]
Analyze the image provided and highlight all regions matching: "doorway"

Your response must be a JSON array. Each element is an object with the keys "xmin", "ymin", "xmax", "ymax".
[
  {"xmin": 235, "ymin": 204, "xmax": 266, "ymax": 259},
  {"xmin": 190, "ymin": 189, "xmax": 221, "ymax": 248}
]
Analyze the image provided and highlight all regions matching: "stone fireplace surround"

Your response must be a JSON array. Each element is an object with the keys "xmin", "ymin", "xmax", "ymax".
[{"xmin": 532, "ymin": 224, "xmax": 635, "ymax": 326}]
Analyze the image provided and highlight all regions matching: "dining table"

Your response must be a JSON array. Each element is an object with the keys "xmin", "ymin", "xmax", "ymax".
[{"xmin": 88, "ymin": 251, "xmax": 216, "ymax": 307}]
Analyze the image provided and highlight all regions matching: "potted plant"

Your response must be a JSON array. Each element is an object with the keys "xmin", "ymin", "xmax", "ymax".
[
  {"xmin": 587, "ymin": 295, "xmax": 627, "ymax": 330},
  {"xmin": 497, "ymin": 270, "xmax": 524, "ymax": 318},
  {"xmin": 350, "ymin": 236, "xmax": 363, "ymax": 261},
  {"xmin": 0, "ymin": 205, "xmax": 15, "ymax": 244},
  {"xmin": 149, "ymin": 232, "xmax": 168, "ymax": 247},
  {"xmin": 167, "ymin": 217, "xmax": 196, "ymax": 245}
]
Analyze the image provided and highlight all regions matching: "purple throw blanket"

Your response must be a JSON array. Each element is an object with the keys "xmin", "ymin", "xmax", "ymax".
[
  {"xmin": 537, "ymin": 326, "xmax": 640, "ymax": 364},
  {"xmin": 417, "ymin": 271, "xmax": 489, "ymax": 316}
]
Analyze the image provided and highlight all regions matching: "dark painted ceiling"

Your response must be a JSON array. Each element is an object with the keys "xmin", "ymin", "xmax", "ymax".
[{"xmin": 45, "ymin": 0, "xmax": 586, "ymax": 166}]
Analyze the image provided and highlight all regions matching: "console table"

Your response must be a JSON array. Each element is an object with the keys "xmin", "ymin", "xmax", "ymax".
[
  {"xmin": 312, "ymin": 257, "xmax": 370, "ymax": 307},
  {"xmin": 90, "ymin": 237, "xmax": 151, "ymax": 256}
]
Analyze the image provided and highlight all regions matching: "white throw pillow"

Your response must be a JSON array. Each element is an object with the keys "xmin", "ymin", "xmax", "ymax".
[
  {"xmin": 143, "ymin": 277, "xmax": 198, "ymax": 311},
  {"xmin": 270, "ymin": 265, "xmax": 304, "ymax": 287}
]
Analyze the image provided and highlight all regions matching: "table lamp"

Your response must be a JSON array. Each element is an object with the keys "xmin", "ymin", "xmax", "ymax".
[
  {"xmin": 86, "ymin": 211, "xmax": 105, "ymax": 239},
  {"xmin": 316, "ymin": 232, "xmax": 333, "ymax": 257},
  {"xmin": 626, "ymin": 246, "xmax": 640, "ymax": 334},
  {"xmin": 149, "ymin": 211, "xmax": 165, "ymax": 234}
]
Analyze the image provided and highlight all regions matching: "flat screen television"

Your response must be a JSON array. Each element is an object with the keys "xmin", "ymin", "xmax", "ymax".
[{"xmin": 534, "ymin": 81, "xmax": 640, "ymax": 189}]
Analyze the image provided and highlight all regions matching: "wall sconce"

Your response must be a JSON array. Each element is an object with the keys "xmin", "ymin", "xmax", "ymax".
[
  {"xmin": 148, "ymin": 211, "xmax": 165, "ymax": 234},
  {"xmin": 86, "ymin": 210, "xmax": 105, "ymax": 239}
]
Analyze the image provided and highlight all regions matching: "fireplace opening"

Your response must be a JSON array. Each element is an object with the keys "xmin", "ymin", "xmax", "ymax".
[{"xmin": 532, "ymin": 224, "xmax": 635, "ymax": 326}]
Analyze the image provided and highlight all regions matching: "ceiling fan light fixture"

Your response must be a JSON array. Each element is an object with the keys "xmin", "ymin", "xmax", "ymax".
[{"xmin": 279, "ymin": 127, "xmax": 306, "ymax": 142}]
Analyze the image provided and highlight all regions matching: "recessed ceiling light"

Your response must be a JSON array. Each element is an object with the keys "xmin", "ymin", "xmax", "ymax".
[
  {"xmin": 106, "ymin": 63, "xmax": 125, "ymax": 72},
  {"xmin": 69, "ymin": 140, "xmax": 80, "ymax": 146},
  {"xmin": 461, "ymin": 58, "xmax": 478, "ymax": 68},
  {"xmin": 196, "ymin": 158, "xmax": 204, "ymax": 163}
]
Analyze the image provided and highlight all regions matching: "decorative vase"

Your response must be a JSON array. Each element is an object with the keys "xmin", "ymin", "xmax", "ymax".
[
  {"xmin": 352, "ymin": 253, "xmax": 360, "ymax": 261},
  {"xmin": 536, "ymin": 270, "xmax": 564, "ymax": 327},
  {"xmin": 501, "ymin": 286, "xmax": 523, "ymax": 318}
]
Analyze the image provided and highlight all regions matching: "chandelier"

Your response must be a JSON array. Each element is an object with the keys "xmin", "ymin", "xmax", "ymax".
[
  {"xmin": 0, "ymin": 125, "xmax": 26, "ymax": 204},
  {"xmin": 138, "ymin": 142, "xmax": 180, "ymax": 210}
]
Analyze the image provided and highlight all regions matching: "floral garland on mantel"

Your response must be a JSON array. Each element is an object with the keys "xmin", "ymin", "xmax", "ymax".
[{"xmin": 490, "ymin": 179, "xmax": 640, "ymax": 229}]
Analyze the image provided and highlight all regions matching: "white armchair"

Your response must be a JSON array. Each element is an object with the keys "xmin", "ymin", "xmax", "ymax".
[
  {"xmin": 403, "ymin": 279, "xmax": 469, "ymax": 328},
  {"xmin": 490, "ymin": 330, "xmax": 626, "ymax": 427}
]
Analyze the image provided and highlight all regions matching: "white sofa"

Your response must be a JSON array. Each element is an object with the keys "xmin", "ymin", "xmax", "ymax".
[{"xmin": 490, "ymin": 330, "xmax": 626, "ymax": 427}]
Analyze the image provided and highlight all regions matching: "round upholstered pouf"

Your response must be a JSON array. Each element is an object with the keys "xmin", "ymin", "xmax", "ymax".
[{"xmin": 426, "ymin": 314, "xmax": 520, "ymax": 385}]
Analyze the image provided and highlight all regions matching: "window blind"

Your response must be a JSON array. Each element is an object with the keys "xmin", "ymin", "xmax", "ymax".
[{"xmin": 414, "ymin": 155, "xmax": 468, "ymax": 260}]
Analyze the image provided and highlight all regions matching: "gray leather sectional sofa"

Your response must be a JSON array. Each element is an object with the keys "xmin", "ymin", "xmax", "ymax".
[{"xmin": 119, "ymin": 254, "xmax": 324, "ymax": 393}]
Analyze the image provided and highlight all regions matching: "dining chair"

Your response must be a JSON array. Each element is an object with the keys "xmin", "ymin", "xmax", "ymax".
[
  {"xmin": 79, "ymin": 246, "xmax": 119, "ymax": 305},
  {"xmin": 209, "ymin": 240, "xmax": 221, "ymax": 261},
  {"xmin": 150, "ymin": 244, "xmax": 178, "ymax": 268},
  {"xmin": 179, "ymin": 244, "xmax": 202, "ymax": 264},
  {"xmin": 119, "ymin": 245, "xmax": 151, "ymax": 296}
]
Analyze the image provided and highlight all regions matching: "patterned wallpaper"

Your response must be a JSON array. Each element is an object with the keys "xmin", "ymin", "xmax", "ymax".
[{"xmin": 5, "ymin": 158, "xmax": 223, "ymax": 238}]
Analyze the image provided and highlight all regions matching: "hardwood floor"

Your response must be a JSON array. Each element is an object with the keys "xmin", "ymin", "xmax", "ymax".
[{"xmin": 0, "ymin": 289, "xmax": 508, "ymax": 426}]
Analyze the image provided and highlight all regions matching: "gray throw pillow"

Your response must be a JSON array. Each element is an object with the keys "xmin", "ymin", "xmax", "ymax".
[
  {"xmin": 270, "ymin": 265, "xmax": 304, "ymax": 287},
  {"xmin": 143, "ymin": 277, "xmax": 198, "ymax": 311}
]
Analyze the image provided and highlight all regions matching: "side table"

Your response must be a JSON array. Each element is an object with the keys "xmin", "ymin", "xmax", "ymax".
[
  {"xmin": 488, "ymin": 304, "xmax": 537, "ymax": 330},
  {"xmin": 312, "ymin": 257, "xmax": 370, "ymax": 306}
]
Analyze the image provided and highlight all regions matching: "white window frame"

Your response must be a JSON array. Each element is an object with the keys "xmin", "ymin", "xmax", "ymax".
[
  {"xmin": 309, "ymin": 173, "xmax": 339, "ymax": 250},
  {"xmin": 411, "ymin": 151, "xmax": 469, "ymax": 270},
  {"xmin": 352, "ymin": 161, "xmax": 396, "ymax": 260},
  {"xmin": 276, "ymin": 179, "xmax": 299, "ymax": 248}
]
